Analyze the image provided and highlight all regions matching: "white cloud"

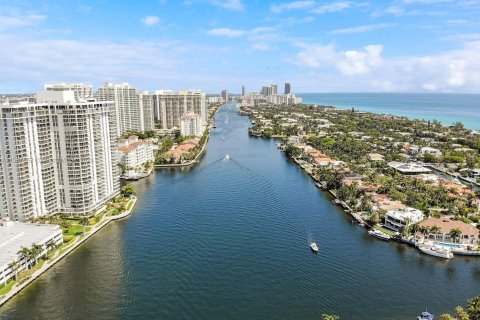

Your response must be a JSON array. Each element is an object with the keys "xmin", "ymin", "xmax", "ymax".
[
  {"xmin": 330, "ymin": 23, "xmax": 393, "ymax": 34},
  {"xmin": 207, "ymin": 27, "xmax": 246, "ymax": 37},
  {"xmin": 184, "ymin": 0, "xmax": 244, "ymax": 11},
  {"xmin": 291, "ymin": 41, "xmax": 480, "ymax": 92},
  {"xmin": 270, "ymin": 1, "xmax": 316, "ymax": 13},
  {"xmin": 293, "ymin": 43, "xmax": 383, "ymax": 75},
  {"xmin": 206, "ymin": 26, "xmax": 275, "ymax": 38},
  {"xmin": 0, "ymin": 14, "xmax": 46, "ymax": 29},
  {"xmin": 141, "ymin": 16, "xmax": 160, "ymax": 26},
  {"xmin": 313, "ymin": 1, "xmax": 352, "ymax": 14},
  {"xmin": 251, "ymin": 43, "xmax": 270, "ymax": 51}
]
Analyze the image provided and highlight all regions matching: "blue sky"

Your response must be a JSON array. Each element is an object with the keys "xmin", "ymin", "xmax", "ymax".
[{"xmin": 1, "ymin": 0, "xmax": 480, "ymax": 93}]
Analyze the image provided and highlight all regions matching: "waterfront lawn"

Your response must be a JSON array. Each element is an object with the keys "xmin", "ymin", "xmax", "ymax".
[
  {"xmin": 62, "ymin": 225, "xmax": 91, "ymax": 236},
  {"xmin": 374, "ymin": 225, "xmax": 398, "ymax": 236},
  {"xmin": 0, "ymin": 280, "xmax": 15, "ymax": 296}
]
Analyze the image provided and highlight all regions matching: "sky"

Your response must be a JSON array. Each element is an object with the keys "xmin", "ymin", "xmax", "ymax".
[{"xmin": 1, "ymin": 0, "xmax": 480, "ymax": 94}]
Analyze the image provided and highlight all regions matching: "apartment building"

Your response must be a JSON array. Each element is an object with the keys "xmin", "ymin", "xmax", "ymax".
[
  {"xmin": 0, "ymin": 91, "xmax": 119, "ymax": 221},
  {"xmin": 152, "ymin": 90, "xmax": 207, "ymax": 129},
  {"xmin": 118, "ymin": 136, "xmax": 154, "ymax": 179},
  {"xmin": 180, "ymin": 112, "xmax": 204, "ymax": 137},
  {"xmin": 139, "ymin": 92, "xmax": 155, "ymax": 131},
  {"xmin": 44, "ymin": 83, "xmax": 93, "ymax": 102},
  {"xmin": 97, "ymin": 82, "xmax": 141, "ymax": 136}
]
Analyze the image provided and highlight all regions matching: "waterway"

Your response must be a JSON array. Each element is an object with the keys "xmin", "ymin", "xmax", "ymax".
[{"xmin": 1, "ymin": 103, "xmax": 479, "ymax": 319}]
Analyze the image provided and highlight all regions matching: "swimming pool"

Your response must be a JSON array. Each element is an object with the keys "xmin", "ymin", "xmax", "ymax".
[{"xmin": 434, "ymin": 242, "xmax": 462, "ymax": 249}]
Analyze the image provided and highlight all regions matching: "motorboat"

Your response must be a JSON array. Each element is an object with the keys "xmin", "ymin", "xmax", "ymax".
[
  {"xmin": 310, "ymin": 242, "xmax": 319, "ymax": 253},
  {"xmin": 418, "ymin": 245, "xmax": 453, "ymax": 259},
  {"xmin": 224, "ymin": 154, "xmax": 230, "ymax": 160},
  {"xmin": 368, "ymin": 229, "xmax": 391, "ymax": 241},
  {"xmin": 417, "ymin": 311, "xmax": 435, "ymax": 320}
]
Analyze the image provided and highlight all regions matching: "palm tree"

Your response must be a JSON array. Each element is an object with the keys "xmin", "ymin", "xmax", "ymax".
[
  {"xmin": 449, "ymin": 228, "xmax": 462, "ymax": 243},
  {"xmin": 30, "ymin": 243, "xmax": 43, "ymax": 266},
  {"xmin": 17, "ymin": 246, "xmax": 31, "ymax": 269},
  {"xmin": 79, "ymin": 217, "xmax": 89, "ymax": 235},
  {"xmin": 430, "ymin": 225, "xmax": 441, "ymax": 240},
  {"xmin": 7, "ymin": 260, "xmax": 19, "ymax": 283},
  {"xmin": 467, "ymin": 295, "xmax": 480, "ymax": 319}
]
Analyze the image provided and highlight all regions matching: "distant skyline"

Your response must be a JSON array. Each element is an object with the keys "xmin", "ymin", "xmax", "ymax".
[{"xmin": 1, "ymin": 0, "xmax": 480, "ymax": 93}]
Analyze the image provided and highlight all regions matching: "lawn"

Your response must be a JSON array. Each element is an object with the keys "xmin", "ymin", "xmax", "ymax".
[
  {"xmin": 62, "ymin": 225, "xmax": 91, "ymax": 236},
  {"xmin": 0, "ymin": 280, "xmax": 15, "ymax": 296}
]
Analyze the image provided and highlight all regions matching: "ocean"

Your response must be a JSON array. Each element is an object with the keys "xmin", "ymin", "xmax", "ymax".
[{"xmin": 298, "ymin": 93, "xmax": 480, "ymax": 130}]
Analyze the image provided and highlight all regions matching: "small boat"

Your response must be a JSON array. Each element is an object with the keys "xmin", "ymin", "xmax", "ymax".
[
  {"xmin": 332, "ymin": 199, "xmax": 341, "ymax": 205},
  {"xmin": 418, "ymin": 245, "xmax": 453, "ymax": 259},
  {"xmin": 310, "ymin": 242, "xmax": 319, "ymax": 253},
  {"xmin": 368, "ymin": 229, "xmax": 391, "ymax": 241},
  {"xmin": 359, "ymin": 222, "xmax": 366, "ymax": 228},
  {"xmin": 417, "ymin": 311, "xmax": 435, "ymax": 320},
  {"xmin": 224, "ymin": 154, "xmax": 230, "ymax": 161}
]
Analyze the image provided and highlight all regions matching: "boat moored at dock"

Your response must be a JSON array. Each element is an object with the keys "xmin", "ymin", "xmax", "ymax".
[
  {"xmin": 418, "ymin": 245, "xmax": 453, "ymax": 259},
  {"xmin": 368, "ymin": 229, "xmax": 392, "ymax": 241}
]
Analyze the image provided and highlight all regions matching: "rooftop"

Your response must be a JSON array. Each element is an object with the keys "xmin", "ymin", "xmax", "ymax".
[{"xmin": 0, "ymin": 222, "xmax": 61, "ymax": 268}]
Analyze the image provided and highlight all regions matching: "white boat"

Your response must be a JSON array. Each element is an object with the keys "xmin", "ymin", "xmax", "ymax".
[
  {"xmin": 418, "ymin": 245, "xmax": 453, "ymax": 259},
  {"xmin": 224, "ymin": 154, "xmax": 230, "ymax": 160},
  {"xmin": 368, "ymin": 229, "xmax": 391, "ymax": 241},
  {"xmin": 310, "ymin": 242, "xmax": 319, "ymax": 253}
]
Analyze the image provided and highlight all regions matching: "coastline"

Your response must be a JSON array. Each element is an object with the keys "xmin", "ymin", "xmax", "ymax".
[
  {"xmin": 298, "ymin": 92, "xmax": 480, "ymax": 130},
  {"xmin": 0, "ymin": 196, "xmax": 138, "ymax": 308}
]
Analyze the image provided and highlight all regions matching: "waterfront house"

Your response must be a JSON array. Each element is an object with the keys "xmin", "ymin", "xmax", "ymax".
[
  {"xmin": 388, "ymin": 162, "xmax": 431, "ymax": 175},
  {"xmin": 384, "ymin": 207, "xmax": 424, "ymax": 232},
  {"xmin": 417, "ymin": 217, "xmax": 479, "ymax": 245}
]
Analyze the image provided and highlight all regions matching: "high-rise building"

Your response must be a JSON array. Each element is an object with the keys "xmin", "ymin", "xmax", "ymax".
[
  {"xmin": 284, "ymin": 83, "xmax": 291, "ymax": 94},
  {"xmin": 97, "ymin": 83, "xmax": 141, "ymax": 136},
  {"xmin": 271, "ymin": 84, "xmax": 278, "ymax": 95},
  {"xmin": 44, "ymin": 83, "xmax": 93, "ymax": 102},
  {"xmin": 180, "ymin": 112, "xmax": 204, "ymax": 137},
  {"xmin": 152, "ymin": 90, "xmax": 207, "ymax": 129},
  {"xmin": 0, "ymin": 91, "xmax": 119, "ymax": 221},
  {"xmin": 221, "ymin": 90, "xmax": 229, "ymax": 102},
  {"xmin": 139, "ymin": 92, "xmax": 155, "ymax": 132},
  {"xmin": 242, "ymin": 86, "xmax": 245, "ymax": 97}
]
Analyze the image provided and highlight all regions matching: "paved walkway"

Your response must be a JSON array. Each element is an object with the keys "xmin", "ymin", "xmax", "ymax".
[{"xmin": 0, "ymin": 197, "xmax": 137, "ymax": 307}]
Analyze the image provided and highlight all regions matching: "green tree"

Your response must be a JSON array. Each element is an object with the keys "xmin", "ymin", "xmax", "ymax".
[
  {"xmin": 7, "ymin": 260, "xmax": 19, "ymax": 283},
  {"xmin": 30, "ymin": 243, "xmax": 43, "ymax": 266},
  {"xmin": 450, "ymin": 228, "xmax": 462, "ymax": 243},
  {"xmin": 438, "ymin": 314, "xmax": 455, "ymax": 320},
  {"xmin": 467, "ymin": 295, "xmax": 480, "ymax": 319},
  {"xmin": 17, "ymin": 246, "xmax": 32, "ymax": 269},
  {"xmin": 79, "ymin": 217, "xmax": 90, "ymax": 235},
  {"xmin": 121, "ymin": 183, "xmax": 136, "ymax": 198},
  {"xmin": 455, "ymin": 306, "xmax": 470, "ymax": 320}
]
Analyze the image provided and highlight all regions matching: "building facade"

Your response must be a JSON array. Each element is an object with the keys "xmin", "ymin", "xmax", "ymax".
[
  {"xmin": 152, "ymin": 90, "xmax": 207, "ymax": 129},
  {"xmin": 118, "ymin": 136, "xmax": 154, "ymax": 178},
  {"xmin": 180, "ymin": 112, "xmax": 204, "ymax": 137},
  {"xmin": 221, "ymin": 90, "xmax": 229, "ymax": 103},
  {"xmin": 139, "ymin": 92, "xmax": 155, "ymax": 132},
  {"xmin": 284, "ymin": 83, "xmax": 291, "ymax": 94},
  {"xmin": 0, "ymin": 91, "xmax": 119, "ymax": 221},
  {"xmin": 44, "ymin": 83, "xmax": 93, "ymax": 102},
  {"xmin": 97, "ymin": 82, "xmax": 141, "ymax": 136}
]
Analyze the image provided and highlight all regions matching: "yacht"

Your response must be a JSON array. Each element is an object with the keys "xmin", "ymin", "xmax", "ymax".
[
  {"xmin": 224, "ymin": 154, "xmax": 230, "ymax": 161},
  {"xmin": 417, "ymin": 311, "xmax": 435, "ymax": 320},
  {"xmin": 368, "ymin": 229, "xmax": 391, "ymax": 241},
  {"xmin": 310, "ymin": 242, "xmax": 319, "ymax": 253},
  {"xmin": 418, "ymin": 245, "xmax": 453, "ymax": 259}
]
